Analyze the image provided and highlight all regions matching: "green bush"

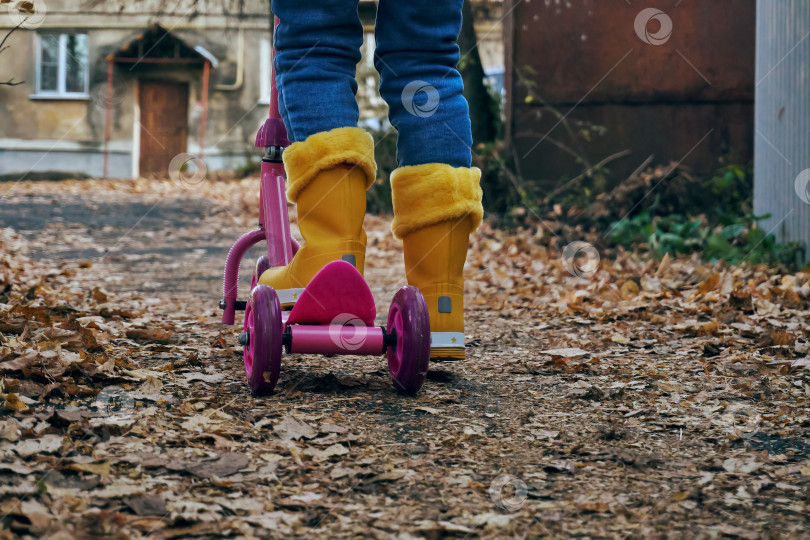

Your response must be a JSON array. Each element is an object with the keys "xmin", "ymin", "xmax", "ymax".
[
  {"xmin": 608, "ymin": 211, "xmax": 802, "ymax": 267},
  {"xmin": 703, "ymin": 164, "xmax": 754, "ymax": 225}
]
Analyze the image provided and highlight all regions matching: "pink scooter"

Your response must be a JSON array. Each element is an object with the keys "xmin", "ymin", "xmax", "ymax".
[{"xmin": 220, "ymin": 19, "xmax": 430, "ymax": 396}]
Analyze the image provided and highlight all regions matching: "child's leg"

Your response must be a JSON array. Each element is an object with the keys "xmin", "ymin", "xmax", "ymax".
[
  {"xmin": 261, "ymin": 2, "xmax": 376, "ymax": 302},
  {"xmin": 373, "ymin": 0, "xmax": 473, "ymax": 167},
  {"xmin": 272, "ymin": 0, "xmax": 363, "ymax": 141},
  {"xmin": 375, "ymin": 0, "xmax": 484, "ymax": 361}
]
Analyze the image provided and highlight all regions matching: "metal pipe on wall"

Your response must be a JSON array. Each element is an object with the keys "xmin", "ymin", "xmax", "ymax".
[
  {"xmin": 103, "ymin": 58, "xmax": 113, "ymax": 179},
  {"xmin": 200, "ymin": 60, "xmax": 210, "ymax": 160},
  {"xmin": 215, "ymin": 28, "xmax": 245, "ymax": 91}
]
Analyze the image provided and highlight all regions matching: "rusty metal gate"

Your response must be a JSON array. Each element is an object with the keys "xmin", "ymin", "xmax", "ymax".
[{"xmin": 504, "ymin": 0, "xmax": 756, "ymax": 189}]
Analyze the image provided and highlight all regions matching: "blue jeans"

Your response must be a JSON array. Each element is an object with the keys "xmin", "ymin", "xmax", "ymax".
[{"xmin": 271, "ymin": 0, "xmax": 472, "ymax": 168}]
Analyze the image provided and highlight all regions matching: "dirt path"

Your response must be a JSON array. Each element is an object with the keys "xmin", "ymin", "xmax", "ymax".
[{"xmin": 1, "ymin": 179, "xmax": 809, "ymax": 538}]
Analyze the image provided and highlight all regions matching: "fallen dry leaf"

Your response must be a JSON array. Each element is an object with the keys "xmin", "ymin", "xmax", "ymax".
[
  {"xmin": 273, "ymin": 415, "xmax": 318, "ymax": 441},
  {"xmin": 125, "ymin": 328, "xmax": 174, "ymax": 342}
]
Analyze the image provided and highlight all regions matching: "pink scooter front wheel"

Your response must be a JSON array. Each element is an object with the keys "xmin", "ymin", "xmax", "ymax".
[
  {"xmin": 243, "ymin": 284, "xmax": 283, "ymax": 395},
  {"xmin": 387, "ymin": 286, "xmax": 430, "ymax": 394}
]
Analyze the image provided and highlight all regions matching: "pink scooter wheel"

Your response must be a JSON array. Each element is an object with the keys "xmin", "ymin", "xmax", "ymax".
[
  {"xmin": 251, "ymin": 255, "xmax": 271, "ymax": 289},
  {"xmin": 243, "ymin": 284, "xmax": 283, "ymax": 395},
  {"xmin": 387, "ymin": 286, "xmax": 430, "ymax": 394}
]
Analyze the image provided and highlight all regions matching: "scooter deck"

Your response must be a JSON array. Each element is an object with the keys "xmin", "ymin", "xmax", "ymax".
[{"xmin": 285, "ymin": 261, "xmax": 377, "ymax": 326}]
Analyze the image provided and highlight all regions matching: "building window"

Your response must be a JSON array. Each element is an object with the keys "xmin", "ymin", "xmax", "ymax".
[{"xmin": 35, "ymin": 33, "xmax": 89, "ymax": 97}]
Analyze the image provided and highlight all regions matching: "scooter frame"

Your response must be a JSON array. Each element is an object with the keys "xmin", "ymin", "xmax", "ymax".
[{"xmin": 220, "ymin": 17, "xmax": 430, "ymax": 395}]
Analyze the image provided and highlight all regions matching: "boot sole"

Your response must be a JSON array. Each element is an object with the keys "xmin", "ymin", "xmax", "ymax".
[{"xmin": 430, "ymin": 347, "xmax": 465, "ymax": 362}]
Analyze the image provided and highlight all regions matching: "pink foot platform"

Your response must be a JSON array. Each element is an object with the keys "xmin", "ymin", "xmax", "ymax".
[{"xmin": 286, "ymin": 261, "xmax": 376, "ymax": 326}]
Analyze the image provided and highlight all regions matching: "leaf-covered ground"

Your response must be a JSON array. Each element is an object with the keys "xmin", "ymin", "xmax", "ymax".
[{"xmin": 1, "ymin": 178, "xmax": 809, "ymax": 539}]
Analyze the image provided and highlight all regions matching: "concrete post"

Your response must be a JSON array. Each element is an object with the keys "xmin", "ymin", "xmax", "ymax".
[{"xmin": 754, "ymin": 0, "xmax": 810, "ymax": 265}]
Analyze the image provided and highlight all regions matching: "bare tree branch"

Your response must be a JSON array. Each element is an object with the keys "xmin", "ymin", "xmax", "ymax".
[{"xmin": 0, "ymin": 19, "xmax": 26, "ymax": 86}]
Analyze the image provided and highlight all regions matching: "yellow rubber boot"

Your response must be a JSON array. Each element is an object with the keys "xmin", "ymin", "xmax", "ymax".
[
  {"xmin": 391, "ymin": 164, "xmax": 483, "ymax": 361},
  {"xmin": 259, "ymin": 127, "xmax": 376, "ymax": 307}
]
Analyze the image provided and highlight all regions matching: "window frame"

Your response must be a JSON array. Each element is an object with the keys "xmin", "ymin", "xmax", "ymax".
[{"xmin": 32, "ymin": 32, "xmax": 90, "ymax": 99}]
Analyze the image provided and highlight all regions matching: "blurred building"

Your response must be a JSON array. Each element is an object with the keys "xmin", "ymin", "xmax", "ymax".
[{"xmin": 0, "ymin": 0, "xmax": 504, "ymax": 179}]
